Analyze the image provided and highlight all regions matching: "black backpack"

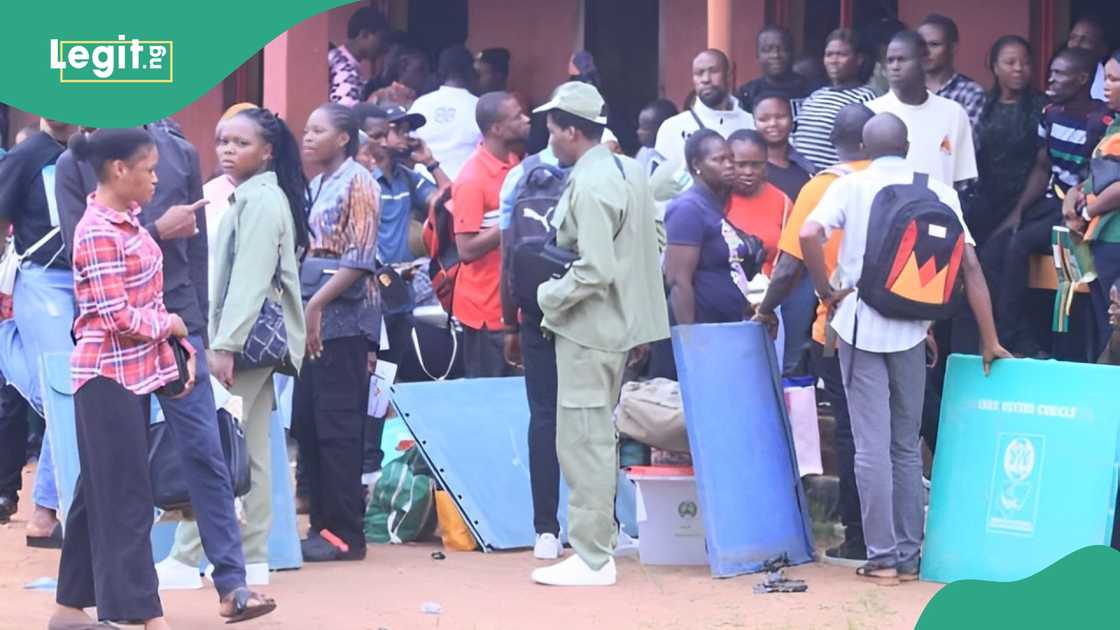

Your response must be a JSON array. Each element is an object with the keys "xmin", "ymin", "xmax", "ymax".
[
  {"xmin": 858, "ymin": 172, "xmax": 966, "ymax": 321},
  {"xmin": 505, "ymin": 154, "xmax": 571, "ymax": 320}
]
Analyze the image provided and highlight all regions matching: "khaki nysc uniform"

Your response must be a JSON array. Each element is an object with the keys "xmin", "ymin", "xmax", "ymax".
[
  {"xmin": 171, "ymin": 171, "xmax": 307, "ymax": 565},
  {"xmin": 538, "ymin": 145, "xmax": 670, "ymax": 569}
]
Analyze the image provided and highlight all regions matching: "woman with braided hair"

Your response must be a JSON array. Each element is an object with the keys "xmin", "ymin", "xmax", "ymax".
[{"xmin": 157, "ymin": 107, "xmax": 308, "ymax": 597}]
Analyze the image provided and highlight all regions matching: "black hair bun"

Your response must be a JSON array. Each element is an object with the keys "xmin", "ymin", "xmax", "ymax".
[{"xmin": 68, "ymin": 133, "xmax": 92, "ymax": 160}]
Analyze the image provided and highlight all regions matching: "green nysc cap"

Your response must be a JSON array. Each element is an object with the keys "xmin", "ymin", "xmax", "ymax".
[{"xmin": 533, "ymin": 81, "xmax": 608, "ymax": 125}]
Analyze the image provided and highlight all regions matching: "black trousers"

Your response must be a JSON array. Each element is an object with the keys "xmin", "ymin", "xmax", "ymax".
[
  {"xmin": 0, "ymin": 382, "xmax": 29, "ymax": 501},
  {"xmin": 809, "ymin": 343, "xmax": 862, "ymax": 544},
  {"xmin": 463, "ymin": 326, "xmax": 516, "ymax": 378},
  {"xmin": 293, "ymin": 336, "xmax": 369, "ymax": 552},
  {"xmin": 521, "ymin": 318, "xmax": 560, "ymax": 536},
  {"xmin": 57, "ymin": 378, "xmax": 161, "ymax": 622},
  {"xmin": 998, "ymin": 203, "xmax": 1061, "ymax": 351}
]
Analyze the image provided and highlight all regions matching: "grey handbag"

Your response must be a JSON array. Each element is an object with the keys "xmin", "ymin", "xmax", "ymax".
[{"xmin": 300, "ymin": 256, "xmax": 367, "ymax": 301}]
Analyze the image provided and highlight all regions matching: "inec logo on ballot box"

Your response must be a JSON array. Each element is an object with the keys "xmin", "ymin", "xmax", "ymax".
[{"xmin": 49, "ymin": 36, "xmax": 172, "ymax": 83}]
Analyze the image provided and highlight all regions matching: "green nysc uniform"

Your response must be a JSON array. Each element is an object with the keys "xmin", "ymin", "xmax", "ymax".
[{"xmin": 538, "ymin": 145, "xmax": 670, "ymax": 569}]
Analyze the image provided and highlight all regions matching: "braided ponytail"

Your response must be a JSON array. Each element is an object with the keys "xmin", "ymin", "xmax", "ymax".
[{"xmin": 234, "ymin": 108, "xmax": 310, "ymax": 253}]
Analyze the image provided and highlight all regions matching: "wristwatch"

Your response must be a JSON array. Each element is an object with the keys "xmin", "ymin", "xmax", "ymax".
[{"xmin": 426, "ymin": 160, "xmax": 441, "ymax": 172}]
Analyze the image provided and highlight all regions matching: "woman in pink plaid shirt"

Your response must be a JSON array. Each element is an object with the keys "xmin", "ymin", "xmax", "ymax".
[{"xmin": 50, "ymin": 128, "xmax": 193, "ymax": 630}]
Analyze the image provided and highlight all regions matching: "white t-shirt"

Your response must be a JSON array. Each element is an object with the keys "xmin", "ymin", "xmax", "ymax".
[
  {"xmin": 806, "ymin": 156, "xmax": 975, "ymax": 353},
  {"xmin": 868, "ymin": 91, "xmax": 977, "ymax": 186},
  {"xmin": 654, "ymin": 95, "xmax": 754, "ymax": 166},
  {"xmin": 1092, "ymin": 62, "xmax": 1105, "ymax": 101},
  {"xmin": 409, "ymin": 86, "xmax": 482, "ymax": 180}
]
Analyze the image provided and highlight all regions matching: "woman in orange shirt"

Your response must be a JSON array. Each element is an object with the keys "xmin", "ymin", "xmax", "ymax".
[{"xmin": 725, "ymin": 129, "xmax": 793, "ymax": 276}]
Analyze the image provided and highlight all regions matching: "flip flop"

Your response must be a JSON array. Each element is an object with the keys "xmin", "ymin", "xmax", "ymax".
[
  {"xmin": 27, "ymin": 523, "xmax": 63, "ymax": 549},
  {"xmin": 220, "ymin": 587, "xmax": 277, "ymax": 624}
]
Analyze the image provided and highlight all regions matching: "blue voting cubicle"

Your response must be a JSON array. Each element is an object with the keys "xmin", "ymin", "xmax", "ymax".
[
  {"xmin": 922, "ymin": 355, "xmax": 1120, "ymax": 583},
  {"xmin": 41, "ymin": 353, "xmax": 302, "ymax": 572},
  {"xmin": 672, "ymin": 322, "xmax": 815, "ymax": 578},
  {"xmin": 391, "ymin": 377, "xmax": 638, "ymax": 551}
]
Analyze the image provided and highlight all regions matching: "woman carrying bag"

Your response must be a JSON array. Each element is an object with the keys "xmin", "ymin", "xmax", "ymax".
[
  {"xmin": 52, "ymin": 128, "xmax": 197, "ymax": 630},
  {"xmin": 296, "ymin": 103, "xmax": 382, "ymax": 562},
  {"xmin": 158, "ymin": 107, "xmax": 308, "ymax": 587}
]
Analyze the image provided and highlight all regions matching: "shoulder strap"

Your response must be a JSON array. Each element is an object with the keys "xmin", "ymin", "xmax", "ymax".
[
  {"xmin": 689, "ymin": 108, "xmax": 706, "ymax": 131},
  {"xmin": 822, "ymin": 163, "xmax": 856, "ymax": 178},
  {"xmin": 912, "ymin": 172, "xmax": 930, "ymax": 189},
  {"xmin": 17, "ymin": 227, "xmax": 61, "ymax": 260}
]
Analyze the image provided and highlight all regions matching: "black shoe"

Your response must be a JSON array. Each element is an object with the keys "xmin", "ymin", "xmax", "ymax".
[
  {"xmin": 898, "ymin": 556, "xmax": 920, "ymax": 582},
  {"xmin": 0, "ymin": 496, "xmax": 16, "ymax": 524},
  {"xmin": 301, "ymin": 534, "xmax": 366, "ymax": 562},
  {"xmin": 822, "ymin": 537, "xmax": 867, "ymax": 568}
]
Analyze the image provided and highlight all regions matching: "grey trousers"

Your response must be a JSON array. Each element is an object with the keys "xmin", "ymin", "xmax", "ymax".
[{"xmin": 837, "ymin": 338, "xmax": 926, "ymax": 567}]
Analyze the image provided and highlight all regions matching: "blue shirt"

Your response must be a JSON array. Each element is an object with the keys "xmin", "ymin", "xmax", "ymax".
[
  {"xmin": 372, "ymin": 162, "xmax": 437, "ymax": 264},
  {"xmin": 498, "ymin": 146, "xmax": 558, "ymax": 230},
  {"xmin": 665, "ymin": 184, "xmax": 750, "ymax": 324}
]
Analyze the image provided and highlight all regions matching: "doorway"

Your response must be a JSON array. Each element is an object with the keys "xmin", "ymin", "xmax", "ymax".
[
  {"xmin": 408, "ymin": 0, "xmax": 469, "ymax": 69},
  {"xmin": 583, "ymin": 0, "xmax": 660, "ymax": 155}
]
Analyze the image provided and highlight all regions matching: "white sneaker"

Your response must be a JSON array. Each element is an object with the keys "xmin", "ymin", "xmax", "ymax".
[
  {"xmin": 531, "ymin": 555, "xmax": 616, "ymax": 587},
  {"xmin": 155, "ymin": 556, "xmax": 202, "ymax": 590},
  {"xmin": 533, "ymin": 533, "xmax": 562, "ymax": 560},
  {"xmin": 204, "ymin": 562, "xmax": 270, "ymax": 586}
]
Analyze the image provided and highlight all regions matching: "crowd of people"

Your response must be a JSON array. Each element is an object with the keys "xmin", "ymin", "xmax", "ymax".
[{"xmin": 0, "ymin": 4, "xmax": 1118, "ymax": 626}]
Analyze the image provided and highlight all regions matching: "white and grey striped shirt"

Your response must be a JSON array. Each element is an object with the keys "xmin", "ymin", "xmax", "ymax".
[{"xmin": 792, "ymin": 85, "xmax": 878, "ymax": 171}]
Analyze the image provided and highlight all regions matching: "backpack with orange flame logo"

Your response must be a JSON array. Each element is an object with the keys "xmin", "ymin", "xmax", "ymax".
[{"xmin": 858, "ymin": 172, "xmax": 965, "ymax": 320}]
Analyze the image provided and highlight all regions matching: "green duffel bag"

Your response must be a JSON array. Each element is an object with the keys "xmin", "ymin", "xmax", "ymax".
[{"xmin": 364, "ymin": 446, "xmax": 438, "ymax": 544}]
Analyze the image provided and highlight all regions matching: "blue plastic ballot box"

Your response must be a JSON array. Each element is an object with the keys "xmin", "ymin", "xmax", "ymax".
[
  {"xmin": 671, "ymin": 322, "xmax": 815, "ymax": 578},
  {"xmin": 922, "ymin": 355, "xmax": 1120, "ymax": 583},
  {"xmin": 391, "ymin": 377, "xmax": 639, "ymax": 551}
]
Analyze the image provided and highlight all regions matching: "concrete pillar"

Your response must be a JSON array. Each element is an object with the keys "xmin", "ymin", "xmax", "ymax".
[
  {"xmin": 263, "ymin": 11, "xmax": 329, "ymax": 134},
  {"xmin": 706, "ymin": 0, "xmax": 732, "ymax": 57}
]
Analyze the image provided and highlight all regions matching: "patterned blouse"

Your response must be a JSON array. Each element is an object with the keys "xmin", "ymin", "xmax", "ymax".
[
  {"xmin": 328, "ymin": 44, "xmax": 363, "ymax": 107},
  {"xmin": 71, "ymin": 195, "xmax": 184, "ymax": 395},
  {"xmin": 307, "ymin": 157, "xmax": 382, "ymax": 343}
]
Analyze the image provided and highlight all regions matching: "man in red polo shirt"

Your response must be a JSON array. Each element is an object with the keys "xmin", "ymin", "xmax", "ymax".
[{"xmin": 453, "ymin": 91, "xmax": 530, "ymax": 376}]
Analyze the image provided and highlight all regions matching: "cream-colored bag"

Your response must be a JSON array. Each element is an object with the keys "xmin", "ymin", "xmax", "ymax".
[{"xmin": 615, "ymin": 378, "xmax": 689, "ymax": 453}]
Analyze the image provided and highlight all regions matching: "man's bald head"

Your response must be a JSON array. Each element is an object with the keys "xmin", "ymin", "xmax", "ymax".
[
  {"xmin": 862, "ymin": 113, "xmax": 909, "ymax": 159},
  {"xmin": 830, "ymin": 103, "xmax": 875, "ymax": 158}
]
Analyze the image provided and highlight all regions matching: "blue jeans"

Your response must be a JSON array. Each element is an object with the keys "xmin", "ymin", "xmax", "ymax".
[
  {"xmin": 0, "ymin": 264, "xmax": 76, "ymax": 511},
  {"xmin": 779, "ymin": 273, "xmax": 817, "ymax": 376},
  {"xmin": 155, "ymin": 334, "xmax": 246, "ymax": 597}
]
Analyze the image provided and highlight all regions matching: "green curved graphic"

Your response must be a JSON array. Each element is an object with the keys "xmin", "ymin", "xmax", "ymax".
[
  {"xmin": 917, "ymin": 545, "xmax": 1120, "ymax": 629},
  {"xmin": 0, "ymin": 1, "xmax": 351, "ymax": 127}
]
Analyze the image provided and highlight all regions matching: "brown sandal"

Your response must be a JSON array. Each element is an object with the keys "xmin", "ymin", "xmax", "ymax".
[
  {"xmin": 220, "ymin": 587, "xmax": 277, "ymax": 624},
  {"xmin": 855, "ymin": 564, "xmax": 900, "ymax": 586}
]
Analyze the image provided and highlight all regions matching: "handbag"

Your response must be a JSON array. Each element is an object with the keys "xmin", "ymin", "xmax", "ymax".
[
  {"xmin": 149, "ymin": 407, "xmax": 251, "ymax": 511},
  {"xmin": 219, "ymin": 204, "xmax": 294, "ymax": 373},
  {"xmin": 300, "ymin": 256, "xmax": 368, "ymax": 302},
  {"xmin": 233, "ymin": 271, "xmax": 294, "ymax": 375},
  {"xmin": 156, "ymin": 337, "xmax": 193, "ymax": 399}
]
